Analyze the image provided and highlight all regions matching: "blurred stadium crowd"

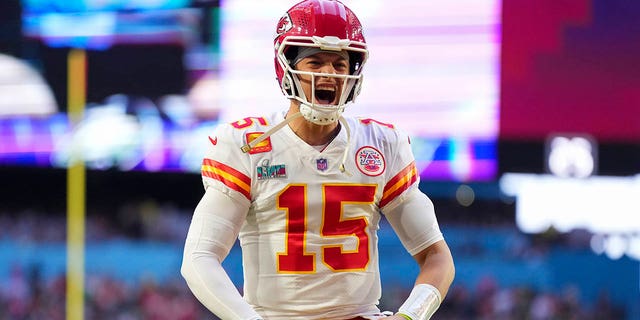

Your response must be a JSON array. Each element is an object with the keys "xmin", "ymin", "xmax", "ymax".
[{"xmin": 0, "ymin": 199, "xmax": 629, "ymax": 320}]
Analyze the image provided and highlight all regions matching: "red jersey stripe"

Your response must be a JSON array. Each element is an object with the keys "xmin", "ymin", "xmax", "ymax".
[
  {"xmin": 201, "ymin": 158, "xmax": 251, "ymax": 200},
  {"xmin": 380, "ymin": 162, "xmax": 418, "ymax": 208}
]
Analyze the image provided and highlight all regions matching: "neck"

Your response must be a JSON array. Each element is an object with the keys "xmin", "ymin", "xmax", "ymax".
[{"xmin": 286, "ymin": 103, "xmax": 340, "ymax": 146}]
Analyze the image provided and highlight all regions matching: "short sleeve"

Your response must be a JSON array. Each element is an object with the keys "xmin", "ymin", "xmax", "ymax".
[
  {"xmin": 200, "ymin": 123, "xmax": 253, "ymax": 205},
  {"xmin": 379, "ymin": 127, "xmax": 421, "ymax": 210}
]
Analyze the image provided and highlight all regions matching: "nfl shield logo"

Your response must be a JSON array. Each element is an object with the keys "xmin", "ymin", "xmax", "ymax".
[{"xmin": 316, "ymin": 158, "xmax": 328, "ymax": 171}]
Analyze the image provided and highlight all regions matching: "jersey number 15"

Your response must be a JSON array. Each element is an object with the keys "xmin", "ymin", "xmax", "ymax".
[{"xmin": 277, "ymin": 184, "xmax": 376, "ymax": 273}]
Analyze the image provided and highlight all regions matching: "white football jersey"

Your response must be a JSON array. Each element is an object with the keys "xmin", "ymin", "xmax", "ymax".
[{"xmin": 201, "ymin": 111, "xmax": 433, "ymax": 319}]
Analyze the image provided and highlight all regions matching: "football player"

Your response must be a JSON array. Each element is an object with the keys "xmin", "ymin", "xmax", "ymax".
[{"xmin": 181, "ymin": 1, "xmax": 455, "ymax": 319}]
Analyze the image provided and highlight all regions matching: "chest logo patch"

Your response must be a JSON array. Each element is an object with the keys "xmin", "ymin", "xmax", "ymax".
[
  {"xmin": 257, "ymin": 159, "xmax": 287, "ymax": 180},
  {"xmin": 245, "ymin": 132, "xmax": 272, "ymax": 154},
  {"xmin": 355, "ymin": 146, "xmax": 385, "ymax": 176},
  {"xmin": 316, "ymin": 158, "xmax": 328, "ymax": 171}
]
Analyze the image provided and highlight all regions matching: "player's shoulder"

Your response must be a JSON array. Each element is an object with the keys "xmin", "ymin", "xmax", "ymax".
[
  {"xmin": 214, "ymin": 113, "xmax": 281, "ymax": 138},
  {"xmin": 204, "ymin": 113, "xmax": 281, "ymax": 155},
  {"xmin": 220, "ymin": 113, "xmax": 280, "ymax": 131},
  {"xmin": 347, "ymin": 115, "xmax": 406, "ymax": 142}
]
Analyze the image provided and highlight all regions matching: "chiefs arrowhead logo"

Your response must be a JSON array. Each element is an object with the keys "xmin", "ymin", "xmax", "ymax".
[
  {"xmin": 209, "ymin": 136, "xmax": 218, "ymax": 146},
  {"xmin": 276, "ymin": 13, "xmax": 293, "ymax": 35}
]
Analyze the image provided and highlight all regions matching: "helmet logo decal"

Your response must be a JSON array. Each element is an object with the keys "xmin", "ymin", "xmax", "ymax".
[
  {"xmin": 355, "ymin": 146, "xmax": 385, "ymax": 176},
  {"xmin": 276, "ymin": 13, "xmax": 293, "ymax": 35}
]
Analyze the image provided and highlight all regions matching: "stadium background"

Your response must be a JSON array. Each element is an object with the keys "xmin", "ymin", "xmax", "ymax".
[{"xmin": 0, "ymin": 0, "xmax": 639, "ymax": 319}]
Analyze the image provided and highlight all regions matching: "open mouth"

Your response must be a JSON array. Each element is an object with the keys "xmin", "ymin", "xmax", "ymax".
[{"xmin": 315, "ymin": 88, "xmax": 336, "ymax": 105}]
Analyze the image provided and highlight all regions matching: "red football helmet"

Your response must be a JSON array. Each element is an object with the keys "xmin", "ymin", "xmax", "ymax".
[{"xmin": 274, "ymin": 0, "xmax": 368, "ymax": 125}]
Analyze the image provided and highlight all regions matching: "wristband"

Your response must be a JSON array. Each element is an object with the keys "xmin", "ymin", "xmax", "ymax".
[
  {"xmin": 396, "ymin": 284, "xmax": 442, "ymax": 320},
  {"xmin": 396, "ymin": 313, "xmax": 412, "ymax": 320}
]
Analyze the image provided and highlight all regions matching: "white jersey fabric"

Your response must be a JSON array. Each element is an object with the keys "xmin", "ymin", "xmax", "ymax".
[{"xmin": 197, "ymin": 111, "xmax": 443, "ymax": 319}]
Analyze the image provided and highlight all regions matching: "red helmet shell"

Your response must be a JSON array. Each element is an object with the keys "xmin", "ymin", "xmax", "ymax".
[{"xmin": 274, "ymin": 0, "xmax": 367, "ymax": 89}]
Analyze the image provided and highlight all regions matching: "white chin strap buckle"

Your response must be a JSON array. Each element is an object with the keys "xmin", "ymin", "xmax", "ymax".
[{"xmin": 299, "ymin": 103, "xmax": 341, "ymax": 125}]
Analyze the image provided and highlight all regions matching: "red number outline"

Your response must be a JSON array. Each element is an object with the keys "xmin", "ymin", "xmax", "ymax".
[{"xmin": 276, "ymin": 184, "xmax": 377, "ymax": 273}]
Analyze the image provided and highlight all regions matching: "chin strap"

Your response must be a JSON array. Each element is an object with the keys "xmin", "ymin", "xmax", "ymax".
[
  {"xmin": 240, "ymin": 112, "xmax": 303, "ymax": 153},
  {"xmin": 240, "ymin": 112, "xmax": 352, "ymax": 177},
  {"xmin": 338, "ymin": 116, "xmax": 352, "ymax": 176}
]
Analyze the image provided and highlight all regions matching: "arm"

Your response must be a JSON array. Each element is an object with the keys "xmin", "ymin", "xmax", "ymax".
[
  {"xmin": 181, "ymin": 187, "xmax": 263, "ymax": 320},
  {"xmin": 382, "ymin": 241, "xmax": 454, "ymax": 320},
  {"xmin": 412, "ymin": 240, "xmax": 455, "ymax": 298},
  {"xmin": 383, "ymin": 191, "xmax": 455, "ymax": 320}
]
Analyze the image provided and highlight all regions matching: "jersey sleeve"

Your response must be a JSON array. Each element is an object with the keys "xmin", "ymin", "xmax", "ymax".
[
  {"xmin": 379, "ymin": 126, "xmax": 421, "ymax": 212},
  {"xmin": 200, "ymin": 123, "xmax": 253, "ymax": 205},
  {"xmin": 377, "ymin": 126, "xmax": 444, "ymax": 255},
  {"xmin": 384, "ymin": 189, "xmax": 444, "ymax": 255}
]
